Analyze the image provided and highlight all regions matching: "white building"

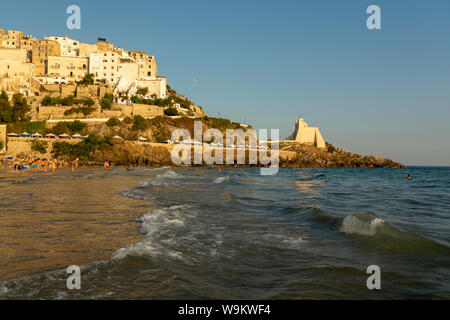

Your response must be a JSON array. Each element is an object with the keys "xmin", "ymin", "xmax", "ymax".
[
  {"xmin": 88, "ymin": 51, "xmax": 120, "ymax": 84},
  {"xmin": 45, "ymin": 36, "xmax": 80, "ymax": 57}
]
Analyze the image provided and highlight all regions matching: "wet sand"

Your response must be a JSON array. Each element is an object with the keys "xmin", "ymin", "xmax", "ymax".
[{"xmin": 0, "ymin": 166, "xmax": 152, "ymax": 282}]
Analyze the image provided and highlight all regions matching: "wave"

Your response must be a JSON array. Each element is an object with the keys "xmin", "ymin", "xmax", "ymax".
[
  {"xmin": 0, "ymin": 260, "xmax": 108, "ymax": 299},
  {"xmin": 339, "ymin": 213, "xmax": 385, "ymax": 236},
  {"xmin": 213, "ymin": 176, "xmax": 230, "ymax": 184},
  {"xmin": 140, "ymin": 170, "xmax": 183, "ymax": 187},
  {"xmin": 111, "ymin": 205, "xmax": 195, "ymax": 261},
  {"xmin": 143, "ymin": 166, "xmax": 170, "ymax": 171},
  {"xmin": 303, "ymin": 208, "xmax": 450, "ymax": 255}
]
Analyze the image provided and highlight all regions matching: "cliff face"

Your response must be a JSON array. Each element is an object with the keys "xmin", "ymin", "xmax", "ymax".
[
  {"xmin": 86, "ymin": 140, "xmax": 403, "ymax": 168},
  {"xmin": 279, "ymin": 143, "xmax": 404, "ymax": 168}
]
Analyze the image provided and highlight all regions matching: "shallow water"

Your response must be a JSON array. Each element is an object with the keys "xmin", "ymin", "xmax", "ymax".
[{"xmin": 0, "ymin": 166, "xmax": 449, "ymax": 299}]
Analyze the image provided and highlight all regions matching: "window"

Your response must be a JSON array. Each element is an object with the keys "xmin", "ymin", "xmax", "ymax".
[{"xmin": 147, "ymin": 72, "xmax": 151, "ymax": 76}]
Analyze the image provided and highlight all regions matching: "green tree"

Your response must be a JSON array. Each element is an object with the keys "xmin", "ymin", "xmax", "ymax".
[
  {"xmin": 164, "ymin": 107, "xmax": 179, "ymax": 116},
  {"xmin": 31, "ymin": 140, "xmax": 48, "ymax": 154},
  {"xmin": 41, "ymin": 96, "xmax": 61, "ymax": 106},
  {"xmin": 77, "ymin": 74, "xmax": 95, "ymax": 85},
  {"xmin": 61, "ymin": 95, "xmax": 75, "ymax": 106},
  {"xmin": 0, "ymin": 92, "xmax": 12, "ymax": 123},
  {"xmin": 101, "ymin": 97, "xmax": 112, "ymax": 110},
  {"xmin": 0, "ymin": 91, "xmax": 8, "ymax": 101},
  {"xmin": 132, "ymin": 115, "xmax": 149, "ymax": 131},
  {"xmin": 101, "ymin": 93, "xmax": 114, "ymax": 110},
  {"xmin": 11, "ymin": 93, "xmax": 30, "ymax": 122},
  {"xmin": 106, "ymin": 117, "xmax": 121, "ymax": 127},
  {"xmin": 136, "ymin": 87, "xmax": 149, "ymax": 96},
  {"xmin": 66, "ymin": 120, "xmax": 86, "ymax": 133}
]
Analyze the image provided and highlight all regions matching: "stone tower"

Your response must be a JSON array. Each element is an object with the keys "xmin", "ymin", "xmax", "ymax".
[{"xmin": 286, "ymin": 117, "xmax": 326, "ymax": 149}]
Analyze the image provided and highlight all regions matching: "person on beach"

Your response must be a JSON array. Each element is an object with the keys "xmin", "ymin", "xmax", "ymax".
[{"xmin": 407, "ymin": 174, "xmax": 412, "ymax": 180}]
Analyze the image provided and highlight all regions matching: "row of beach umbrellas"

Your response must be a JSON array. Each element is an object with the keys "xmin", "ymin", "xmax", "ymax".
[
  {"xmin": 7, "ymin": 133, "xmax": 126, "ymax": 141},
  {"xmin": 7, "ymin": 132, "xmax": 87, "ymax": 140}
]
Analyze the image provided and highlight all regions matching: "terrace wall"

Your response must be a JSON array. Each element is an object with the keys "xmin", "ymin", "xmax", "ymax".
[{"xmin": 6, "ymin": 137, "xmax": 78, "ymax": 158}]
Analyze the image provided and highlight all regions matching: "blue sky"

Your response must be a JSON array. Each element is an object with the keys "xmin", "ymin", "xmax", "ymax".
[{"xmin": 1, "ymin": 0, "xmax": 449, "ymax": 165}]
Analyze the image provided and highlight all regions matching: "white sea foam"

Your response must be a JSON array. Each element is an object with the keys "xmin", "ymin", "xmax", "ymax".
[
  {"xmin": 144, "ymin": 166, "xmax": 170, "ymax": 171},
  {"xmin": 140, "ymin": 170, "xmax": 182, "ymax": 187},
  {"xmin": 340, "ymin": 213, "xmax": 385, "ymax": 236},
  {"xmin": 111, "ymin": 205, "xmax": 194, "ymax": 261},
  {"xmin": 213, "ymin": 176, "xmax": 230, "ymax": 184}
]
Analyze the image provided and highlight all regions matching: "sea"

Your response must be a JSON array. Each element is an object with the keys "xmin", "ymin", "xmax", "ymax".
[{"xmin": 0, "ymin": 166, "xmax": 449, "ymax": 299}]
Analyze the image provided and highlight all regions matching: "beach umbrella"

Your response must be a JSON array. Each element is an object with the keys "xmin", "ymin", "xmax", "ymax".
[
  {"xmin": 137, "ymin": 136, "xmax": 147, "ymax": 142},
  {"xmin": 72, "ymin": 134, "xmax": 83, "ymax": 139},
  {"xmin": 59, "ymin": 133, "xmax": 71, "ymax": 139},
  {"xmin": 20, "ymin": 132, "xmax": 31, "ymax": 137},
  {"xmin": 112, "ymin": 135, "xmax": 124, "ymax": 140},
  {"xmin": 7, "ymin": 133, "xmax": 18, "ymax": 137},
  {"xmin": 32, "ymin": 132, "xmax": 43, "ymax": 138},
  {"xmin": 45, "ymin": 133, "xmax": 56, "ymax": 138}
]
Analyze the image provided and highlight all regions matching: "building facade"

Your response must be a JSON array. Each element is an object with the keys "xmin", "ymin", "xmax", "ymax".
[
  {"xmin": 0, "ymin": 48, "xmax": 34, "ymax": 95},
  {"xmin": 0, "ymin": 30, "xmax": 23, "ymax": 49},
  {"xmin": 45, "ymin": 36, "xmax": 80, "ymax": 57},
  {"xmin": 31, "ymin": 40, "xmax": 61, "ymax": 76},
  {"xmin": 47, "ymin": 56, "xmax": 88, "ymax": 81},
  {"xmin": 2, "ymin": 28, "xmax": 167, "ymax": 99},
  {"xmin": 129, "ymin": 50, "xmax": 157, "ymax": 80},
  {"xmin": 88, "ymin": 51, "xmax": 120, "ymax": 84}
]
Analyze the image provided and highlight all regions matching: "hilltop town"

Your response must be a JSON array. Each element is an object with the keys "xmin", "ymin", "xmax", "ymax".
[
  {"xmin": 0, "ymin": 28, "xmax": 403, "ymax": 168},
  {"xmin": 0, "ymin": 28, "xmax": 204, "ymax": 120}
]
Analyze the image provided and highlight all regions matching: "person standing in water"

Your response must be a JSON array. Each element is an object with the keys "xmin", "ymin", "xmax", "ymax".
[{"xmin": 407, "ymin": 174, "xmax": 412, "ymax": 180}]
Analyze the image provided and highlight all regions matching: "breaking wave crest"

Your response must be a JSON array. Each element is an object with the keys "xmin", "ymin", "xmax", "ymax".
[
  {"xmin": 111, "ymin": 205, "xmax": 195, "ymax": 261},
  {"xmin": 140, "ymin": 170, "xmax": 184, "ymax": 187},
  {"xmin": 339, "ymin": 213, "xmax": 385, "ymax": 236},
  {"xmin": 213, "ymin": 176, "xmax": 230, "ymax": 184},
  {"xmin": 304, "ymin": 208, "xmax": 450, "ymax": 255}
]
